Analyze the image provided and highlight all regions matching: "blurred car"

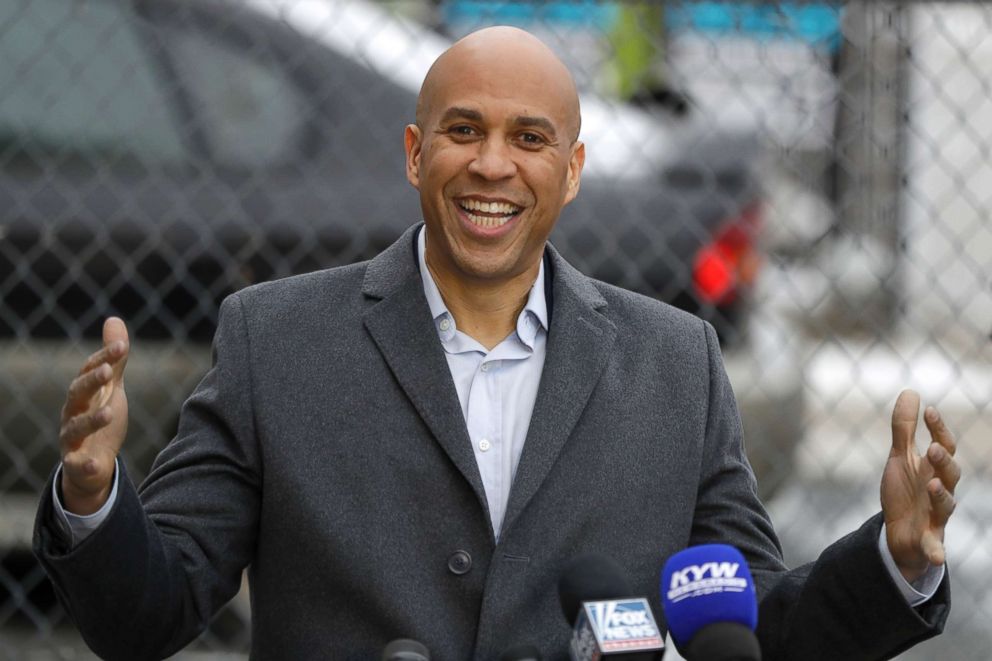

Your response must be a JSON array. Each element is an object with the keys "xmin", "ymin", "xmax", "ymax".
[
  {"xmin": 2, "ymin": 0, "xmax": 762, "ymax": 343},
  {"xmin": 0, "ymin": 0, "xmax": 799, "ymax": 629}
]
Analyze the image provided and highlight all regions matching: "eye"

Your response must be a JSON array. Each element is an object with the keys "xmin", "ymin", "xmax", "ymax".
[
  {"xmin": 447, "ymin": 124, "xmax": 480, "ymax": 139},
  {"xmin": 516, "ymin": 131, "xmax": 548, "ymax": 148}
]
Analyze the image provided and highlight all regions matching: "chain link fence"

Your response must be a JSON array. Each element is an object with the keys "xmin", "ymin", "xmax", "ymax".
[{"xmin": 1, "ymin": 1, "xmax": 989, "ymax": 658}]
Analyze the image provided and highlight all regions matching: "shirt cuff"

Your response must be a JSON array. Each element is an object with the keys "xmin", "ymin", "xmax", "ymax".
[
  {"xmin": 52, "ymin": 460, "xmax": 120, "ymax": 547},
  {"xmin": 878, "ymin": 523, "xmax": 945, "ymax": 606}
]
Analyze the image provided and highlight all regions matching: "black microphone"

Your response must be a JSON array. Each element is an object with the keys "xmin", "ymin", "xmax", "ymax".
[
  {"xmin": 382, "ymin": 638, "xmax": 430, "ymax": 661},
  {"xmin": 499, "ymin": 643, "xmax": 543, "ymax": 660},
  {"xmin": 557, "ymin": 554, "xmax": 665, "ymax": 661}
]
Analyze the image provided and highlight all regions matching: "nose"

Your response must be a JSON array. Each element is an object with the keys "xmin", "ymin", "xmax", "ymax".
[{"xmin": 467, "ymin": 137, "xmax": 517, "ymax": 181}]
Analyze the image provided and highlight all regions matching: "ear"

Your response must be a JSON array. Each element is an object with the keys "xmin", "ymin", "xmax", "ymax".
[
  {"xmin": 563, "ymin": 140, "xmax": 585, "ymax": 206},
  {"xmin": 404, "ymin": 124, "xmax": 423, "ymax": 189}
]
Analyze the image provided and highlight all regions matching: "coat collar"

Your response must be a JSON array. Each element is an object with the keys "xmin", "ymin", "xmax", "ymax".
[
  {"xmin": 500, "ymin": 237, "xmax": 616, "ymax": 539},
  {"xmin": 361, "ymin": 223, "xmax": 617, "ymax": 543},
  {"xmin": 361, "ymin": 223, "xmax": 608, "ymax": 312}
]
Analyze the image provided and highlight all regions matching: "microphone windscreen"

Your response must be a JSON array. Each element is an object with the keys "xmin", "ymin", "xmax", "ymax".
[
  {"xmin": 382, "ymin": 638, "xmax": 430, "ymax": 661},
  {"xmin": 686, "ymin": 622, "xmax": 761, "ymax": 661},
  {"xmin": 660, "ymin": 544, "xmax": 757, "ymax": 649},
  {"xmin": 558, "ymin": 553, "xmax": 632, "ymax": 623}
]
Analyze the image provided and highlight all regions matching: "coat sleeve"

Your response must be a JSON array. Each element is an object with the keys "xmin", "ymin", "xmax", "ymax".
[
  {"xmin": 689, "ymin": 321, "xmax": 949, "ymax": 661},
  {"xmin": 33, "ymin": 293, "xmax": 261, "ymax": 661}
]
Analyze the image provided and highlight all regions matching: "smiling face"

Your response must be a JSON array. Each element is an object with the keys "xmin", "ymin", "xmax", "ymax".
[{"xmin": 405, "ymin": 27, "xmax": 584, "ymax": 289}]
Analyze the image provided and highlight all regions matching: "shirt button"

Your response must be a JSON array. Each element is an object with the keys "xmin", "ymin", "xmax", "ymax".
[
  {"xmin": 448, "ymin": 550, "xmax": 472, "ymax": 575},
  {"xmin": 479, "ymin": 439, "xmax": 491, "ymax": 452},
  {"xmin": 481, "ymin": 363, "xmax": 490, "ymax": 372},
  {"xmin": 439, "ymin": 318, "xmax": 451, "ymax": 331}
]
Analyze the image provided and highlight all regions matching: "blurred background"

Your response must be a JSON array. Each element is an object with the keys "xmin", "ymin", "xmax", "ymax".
[{"xmin": 0, "ymin": 0, "xmax": 989, "ymax": 658}]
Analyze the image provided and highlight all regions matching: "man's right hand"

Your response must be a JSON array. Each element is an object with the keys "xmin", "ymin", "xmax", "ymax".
[{"xmin": 59, "ymin": 317, "xmax": 130, "ymax": 515}]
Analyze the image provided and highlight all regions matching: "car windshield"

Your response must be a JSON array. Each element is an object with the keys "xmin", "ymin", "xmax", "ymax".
[{"xmin": 0, "ymin": 0, "xmax": 187, "ymax": 167}]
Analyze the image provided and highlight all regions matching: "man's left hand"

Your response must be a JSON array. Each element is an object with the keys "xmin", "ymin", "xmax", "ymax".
[{"xmin": 882, "ymin": 389, "xmax": 961, "ymax": 583}]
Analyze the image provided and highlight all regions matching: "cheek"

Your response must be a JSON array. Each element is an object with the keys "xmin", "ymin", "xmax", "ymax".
[
  {"xmin": 428, "ymin": 143, "xmax": 475, "ymax": 176},
  {"xmin": 528, "ymin": 160, "xmax": 571, "ymax": 201}
]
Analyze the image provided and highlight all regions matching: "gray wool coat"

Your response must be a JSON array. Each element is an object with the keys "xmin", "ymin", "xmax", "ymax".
[{"xmin": 35, "ymin": 224, "xmax": 948, "ymax": 660}]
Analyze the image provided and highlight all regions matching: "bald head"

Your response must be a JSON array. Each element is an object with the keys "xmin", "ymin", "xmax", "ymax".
[
  {"xmin": 403, "ymin": 25, "xmax": 587, "ymax": 297},
  {"xmin": 416, "ymin": 26, "xmax": 581, "ymax": 143}
]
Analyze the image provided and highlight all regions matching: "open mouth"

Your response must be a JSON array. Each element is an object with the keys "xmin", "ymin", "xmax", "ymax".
[{"xmin": 457, "ymin": 198, "xmax": 523, "ymax": 228}]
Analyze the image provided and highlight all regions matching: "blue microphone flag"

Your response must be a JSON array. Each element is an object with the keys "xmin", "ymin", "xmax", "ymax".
[{"xmin": 660, "ymin": 544, "xmax": 758, "ymax": 648}]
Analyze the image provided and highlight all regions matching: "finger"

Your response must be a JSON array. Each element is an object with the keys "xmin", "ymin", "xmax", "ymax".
[
  {"xmin": 61, "ymin": 452, "xmax": 101, "ymax": 478},
  {"xmin": 927, "ymin": 443, "xmax": 962, "ymax": 494},
  {"xmin": 924, "ymin": 406, "xmax": 956, "ymax": 456},
  {"xmin": 77, "ymin": 340, "xmax": 128, "ymax": 377},
  {"xmin": 102, "ymin": 317, "xmax": 130, "ymax": 384},
  {"xmin": 62, "ymin": 363, "xmax": 113, "ymax": 418},
  {"xmin": 77, "ymin": 317, "xmax": 130, "ymax": 376},
  {"xmin": 920, "ymin": 529, "xmax": 946, "ymax": 567},
  {"xmin": 59, "ymin": 407, "xmax": 113, "ymax": 451},
  {"xmin": 928, "ymin": 477, "xmax": 957, "ymax": 524},
  {"xmin": 890, "ymin": 389, "xmax": 921, "ymax": 456},
  {"xmin": 62, "ymin": 448, "xmax": 114, "ymax": 484}
]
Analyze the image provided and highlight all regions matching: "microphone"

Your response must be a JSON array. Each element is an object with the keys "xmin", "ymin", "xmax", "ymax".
[
  {"xmin": 558, "ymin": 554, "xmax": 665, "ymax": 661},
  {"xmin": 660, "ymin": 544, "xmax": 761, "ymax": 661},
  {"xmin": 499, "ymin": 644, "xmax": 542, "ymax": 660},
  {"xmin": 382, "ymin": 638, "xmax": 430, "ymax": 661}
]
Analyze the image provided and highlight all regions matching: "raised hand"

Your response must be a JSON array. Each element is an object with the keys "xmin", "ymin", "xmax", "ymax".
[
  {"xmin": 881, "ymin": 389, "xmax": 961, "ymax": 583},
  {"xmin": 59, "ymin": 317, "xmax": 130, "ymax": 515}
]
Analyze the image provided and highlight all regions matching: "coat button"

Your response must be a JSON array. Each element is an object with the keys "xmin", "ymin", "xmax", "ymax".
[{"xmin": 448, "ymin": 550, "xmax": 472, "ymax": 575}]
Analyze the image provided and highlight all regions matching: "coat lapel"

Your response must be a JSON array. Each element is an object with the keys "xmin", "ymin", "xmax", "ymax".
[
  {"xmin": 361, "ymin": 226, "xmax": 491, "ymax": 526},
  {"xmin": 500, "ymin": 247, "xmax": 617, "ymax": 539}
]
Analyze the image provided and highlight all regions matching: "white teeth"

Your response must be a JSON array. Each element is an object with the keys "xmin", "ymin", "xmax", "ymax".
[
  {"xmin": 465, "ymin": 212, "xmax": 511, "ymax": 228},
  {"xmin": 460, "ymin": 199, "xmax": 521, "ymax": 215},
  {"xmin": 457, "ymin": 199, "xmax": 522, "ymax": 228}
]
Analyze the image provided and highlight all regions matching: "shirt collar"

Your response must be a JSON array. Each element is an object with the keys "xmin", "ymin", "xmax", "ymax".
[{"xmin": 417, "ymin": 226, "xmax": 549, "ymax": 347}]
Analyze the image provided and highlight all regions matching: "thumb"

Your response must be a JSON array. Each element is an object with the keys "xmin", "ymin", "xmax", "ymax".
[
  {"xmin": 890, "ymin": 389, "xmax": 920, "ymax": 456},
  {"xmin": 920, "ymin": 530, "xmax": 946, "ymax": 567},
  {"xmin": 102, "ymin": 316, "xmax": 130, "ymax": 384}
]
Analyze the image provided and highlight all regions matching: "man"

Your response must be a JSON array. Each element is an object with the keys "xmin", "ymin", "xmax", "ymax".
[{"xmin": 37, "ymin": 27, "xmax": 957, "ymax": 660}]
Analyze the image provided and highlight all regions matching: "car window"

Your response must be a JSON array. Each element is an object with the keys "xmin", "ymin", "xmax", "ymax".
[
  {"xmin": 163, "ymin": 22, "xmax": 309, "ymax": 170},
  {"xmin": 0, "ymin": 0, "xmax": 187, "ymax": 165}
]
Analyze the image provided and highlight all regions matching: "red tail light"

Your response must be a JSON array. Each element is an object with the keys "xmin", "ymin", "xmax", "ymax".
[{"xmin": 692, "ymin": 203, "xmax": 762, "ymax": 305}]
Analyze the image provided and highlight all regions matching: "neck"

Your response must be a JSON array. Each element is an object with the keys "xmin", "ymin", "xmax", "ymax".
[{"xmin": 426, "ymin": 259, "xmax": 539, "ymax": 351}]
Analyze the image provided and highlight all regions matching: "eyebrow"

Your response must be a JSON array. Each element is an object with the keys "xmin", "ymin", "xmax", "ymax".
[
  {"xmin": 439, "ymin": 107, "xmax": 483, "ymax": 124},
  {"xmin": 439, "ymin": 107, "xmax": 558, "ymax": 140},
  {"xmin": 513, "ymin": 115, "xmax": 558, "ymax": 140}
]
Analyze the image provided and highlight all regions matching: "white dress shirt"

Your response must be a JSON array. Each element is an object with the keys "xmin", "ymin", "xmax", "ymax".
[{"xmin": 417, "ymin": 227, "xmax": 548, "ymax": 539}]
